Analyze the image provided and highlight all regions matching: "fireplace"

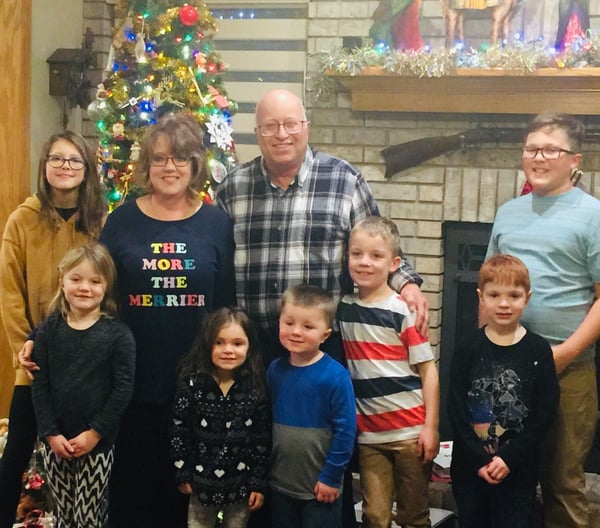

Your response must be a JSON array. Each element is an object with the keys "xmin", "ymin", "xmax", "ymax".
[{"xmin": 439, "ymin": 220, "xmax": 492, "ymax": 439}]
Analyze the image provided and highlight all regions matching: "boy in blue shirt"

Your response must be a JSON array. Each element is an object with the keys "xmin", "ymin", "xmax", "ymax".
[{"xmin": 268, "ymin": 284, "xmax": 356, "ymax": 528}]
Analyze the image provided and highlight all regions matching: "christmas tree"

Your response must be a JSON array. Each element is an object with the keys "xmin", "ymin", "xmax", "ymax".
[{"xmin": 87, "ymin": 0, "xmax": 238, "ymax": 210}]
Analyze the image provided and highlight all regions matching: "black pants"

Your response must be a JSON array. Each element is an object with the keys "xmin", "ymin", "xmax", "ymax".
[
  {"xmin": 452, "ymin": 465, "xmax": 537, "ymax": 528},
  {"xmin": 108, "ymin": 401, "xmax": 188, "ymax": 528},
  {"xmin": 0, "ymin": 386, "xmax": 37, "ymax": 528}
]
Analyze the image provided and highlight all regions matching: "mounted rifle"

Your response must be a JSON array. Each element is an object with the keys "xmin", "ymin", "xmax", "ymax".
[{"xmin": 381, "ymin": 126, "xmax": 600, "ymax": 178}]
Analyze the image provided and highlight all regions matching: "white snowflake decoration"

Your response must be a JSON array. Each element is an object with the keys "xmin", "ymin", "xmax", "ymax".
[{"xmin": 206, "ymin": 114, "xmax": 233, "ymax": 150}]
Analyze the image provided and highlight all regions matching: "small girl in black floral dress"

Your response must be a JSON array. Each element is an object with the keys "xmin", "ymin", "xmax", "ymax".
[{"xmin": 170, "ymin": 307, "xmax": 271, "ymax": 528}]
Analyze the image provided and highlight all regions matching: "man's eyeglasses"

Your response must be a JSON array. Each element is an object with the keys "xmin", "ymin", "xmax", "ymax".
[
  {"xmin": 46, "ymin": 155, "xmax": 85, "ymax": 170},
  {"xmin": 151, "ymin": 155, "xmax": 191, "ymax": 167},
  {"xmin": 256, "ymin": 119, "xmax": 308, "ymax": 137},
  {"xmin": 522, "ymin": 146, "xmax": 575, "ymax": 160}
]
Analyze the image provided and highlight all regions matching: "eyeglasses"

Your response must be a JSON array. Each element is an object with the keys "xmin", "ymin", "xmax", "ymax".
[
  {"xmin": 256, "ymin": 119, "xmax": 308, "ymax": 137},
  {"xmin": 522, "ymin": 146, "xmax": 575, "ymax": 160},
  {"xmin": 150, "ymin": 155, "xmax": 191, "ymax": 167},
  {"xmin": 46, "ymin": 155, "xmax": 85, "ymax": 170}
]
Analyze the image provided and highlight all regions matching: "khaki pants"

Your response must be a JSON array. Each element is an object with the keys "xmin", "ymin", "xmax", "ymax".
[
  {"xmin": 359, "ymin": 438, "xmax": 432, "ymax": 528},
  {"xmin": 539, "ymin": 360, "xmax": 598, "ymax": 528}
]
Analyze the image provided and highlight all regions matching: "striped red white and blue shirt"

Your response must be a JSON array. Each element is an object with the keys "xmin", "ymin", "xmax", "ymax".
[{"xmin": 338, "ymin": 293, "xmax": 435, "ymax": 444}]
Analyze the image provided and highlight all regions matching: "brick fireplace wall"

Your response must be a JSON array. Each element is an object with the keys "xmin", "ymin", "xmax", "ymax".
[{"xmin": 82, "ymin": 0, "xmax": 600, "ymax": 356}]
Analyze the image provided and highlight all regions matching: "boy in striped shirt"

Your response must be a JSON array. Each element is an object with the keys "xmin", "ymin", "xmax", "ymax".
[{"xmin": 338, "ymin": 216, "xmax": 439, "ymax": 528}]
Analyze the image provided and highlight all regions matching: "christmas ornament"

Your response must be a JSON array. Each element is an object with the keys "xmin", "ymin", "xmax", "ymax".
[
  {"xmin": 108, "ymin": 188, "xmax": 123, "ymax": 203},
  {"xmin": 130, "ymin": 141, "xmax": 141, "ymax": 161},
  {"xmin": 135, "ymin": 33, "xmax": 147, "ymax": 63},
  {"xmin": 206, "ymin": 114, "xmax": 233, "ymax": 150},
  {"xmin": 208, "ymin": 85, "xmax": 228, "ymax": 109},
  {"xmin": 112, "ymin": 123, "xmax": 125, "ymax": 139},
  {"xmin": 208, "ymin": 158, "xmax": 227, "ymax": 183},
  {"xmin": 179, "ymin": 5, "xmax": 199, "ymax": 26}
]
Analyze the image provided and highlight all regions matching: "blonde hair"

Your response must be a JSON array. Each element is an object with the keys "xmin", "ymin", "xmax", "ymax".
[
  {"xmin": 49, "ymin": 243, "xmax": 119, "ymax": 318},
  {"xmin": 351, "ymin": 216, "xmax": 403, "ymax": 257}
]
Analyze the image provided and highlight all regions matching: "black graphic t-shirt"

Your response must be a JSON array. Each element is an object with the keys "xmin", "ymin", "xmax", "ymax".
[{"xmin": 448, "ymin": 327, "xmax": 559, "ymax": 474}]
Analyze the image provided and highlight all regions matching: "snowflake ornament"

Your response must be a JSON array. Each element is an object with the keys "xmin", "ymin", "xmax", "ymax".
[{"xmin": 206, "ymin": 114, "xmax": 233, "ymax": 150}]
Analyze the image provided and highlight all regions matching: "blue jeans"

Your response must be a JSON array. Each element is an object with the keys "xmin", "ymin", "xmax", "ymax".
[{"xmin": 271, "ymin": 489, "xmax": 342, "ymax": 528}]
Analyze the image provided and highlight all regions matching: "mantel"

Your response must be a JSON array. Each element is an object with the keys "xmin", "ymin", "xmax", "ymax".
[{"xmin": 326, "ymin": 67, "xmax": 600, "ymax": 115}]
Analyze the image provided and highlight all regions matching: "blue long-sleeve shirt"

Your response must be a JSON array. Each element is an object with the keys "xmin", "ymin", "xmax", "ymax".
[{"xmin": 267, "ymin": 353, "xmax": 356, "ymax": 499}]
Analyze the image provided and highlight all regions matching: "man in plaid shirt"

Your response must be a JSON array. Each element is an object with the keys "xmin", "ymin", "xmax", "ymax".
[{"xmin": 216, "ymin": 88, "xmax": 427, "ymax": 362}]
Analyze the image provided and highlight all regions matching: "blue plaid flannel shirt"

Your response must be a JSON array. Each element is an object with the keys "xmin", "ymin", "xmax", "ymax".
[{"xmin": 216, "ymin": 148, "xmax": 422, "ymax": 333}]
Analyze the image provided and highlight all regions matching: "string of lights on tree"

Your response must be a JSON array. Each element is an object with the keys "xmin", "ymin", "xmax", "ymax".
[{"xmin": 87, "ymin": 0, "xmax": 238, "ymax": 210}]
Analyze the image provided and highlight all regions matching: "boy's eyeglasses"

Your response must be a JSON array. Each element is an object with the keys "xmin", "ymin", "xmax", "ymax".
[
  {"xmin": 522, "ymin": 146, "xmax": 575, "ymax": 160},
  {"xmin": 46, "ymin": 155, "xmax": 85, "ymax": 170}
]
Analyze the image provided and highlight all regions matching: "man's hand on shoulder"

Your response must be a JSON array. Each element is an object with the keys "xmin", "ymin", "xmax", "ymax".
[{"xmin": 400, "ymin": 283, "xmax": 429, "ymax": 336}]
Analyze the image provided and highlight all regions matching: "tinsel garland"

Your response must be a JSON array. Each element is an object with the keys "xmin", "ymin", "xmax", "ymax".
[{"xmin": 311, "ymin": 32, "xmax": 600, "ymax": 98}]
